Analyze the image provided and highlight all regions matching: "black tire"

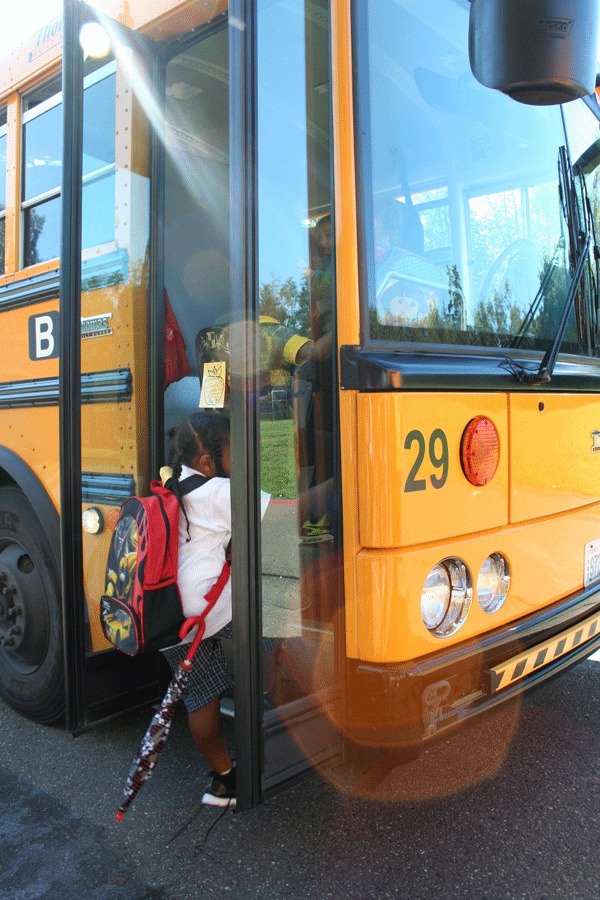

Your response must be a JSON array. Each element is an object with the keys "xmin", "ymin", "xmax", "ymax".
[{"xmin": 0, "ymin": 486, "xmax": 64, "ymax": 723}]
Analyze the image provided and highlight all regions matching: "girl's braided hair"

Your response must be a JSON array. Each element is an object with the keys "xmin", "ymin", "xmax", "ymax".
[{"xmin": 167, "ymin": 411, "xmax": 230, "ymax": 539}]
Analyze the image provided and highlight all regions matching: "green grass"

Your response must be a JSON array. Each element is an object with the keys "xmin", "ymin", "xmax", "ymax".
[{"xmin": 260, "ymin": 419, "xmax": 297, "ymax": 499}]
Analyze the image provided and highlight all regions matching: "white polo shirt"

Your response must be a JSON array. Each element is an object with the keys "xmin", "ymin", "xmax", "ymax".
[{"xmin": 177, "ymin": 464, "xmax": 232, "ymax": 639}]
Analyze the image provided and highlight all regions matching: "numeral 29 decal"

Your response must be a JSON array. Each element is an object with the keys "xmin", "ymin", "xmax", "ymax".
[{"xmin": 404, "ymin": 428, "xmax": 449, "ymax": 492}]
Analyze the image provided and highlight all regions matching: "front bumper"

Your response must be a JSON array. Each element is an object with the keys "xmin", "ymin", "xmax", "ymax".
[{"xmin": 345, "ymin": 583, "xmax": 600, "ymax": 747}]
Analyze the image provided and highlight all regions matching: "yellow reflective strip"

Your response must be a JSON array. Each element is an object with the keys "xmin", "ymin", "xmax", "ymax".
[{"xmin": 487, "ymin": 610, "xmax": 600, "ymax": 692}]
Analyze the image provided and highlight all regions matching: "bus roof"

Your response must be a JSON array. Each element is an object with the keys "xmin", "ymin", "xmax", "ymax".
[{"xmin": 0, "ymin": 0, "xmax": 227, "ymax": 100}]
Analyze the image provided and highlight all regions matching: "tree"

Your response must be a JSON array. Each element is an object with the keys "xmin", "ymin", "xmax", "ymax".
[
  {"xmin": 27, "ymin": 209, "xmax": 45, "ymax": 267},
  {"xmin": 444, "ymin": 264, "xmax": 465, "ymax": 329},
  {"xmin": 259, "ymin": 273, "xmax": 311, "ymax": 337}
]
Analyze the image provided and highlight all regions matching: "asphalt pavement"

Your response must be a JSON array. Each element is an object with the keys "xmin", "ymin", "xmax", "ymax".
[{"xmin": 0, "ymin": 649, "xmax": 599, "ymax": 899}]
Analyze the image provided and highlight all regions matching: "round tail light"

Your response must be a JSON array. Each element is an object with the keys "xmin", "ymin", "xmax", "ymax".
[{"xmin": 460, "ymin": 416, "xmax": 500, "ymax": 486}]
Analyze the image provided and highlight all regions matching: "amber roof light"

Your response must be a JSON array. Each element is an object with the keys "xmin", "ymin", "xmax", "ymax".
[{"xmin": 460, "ymin": 416, "xmax": 500, "ymax": 486}]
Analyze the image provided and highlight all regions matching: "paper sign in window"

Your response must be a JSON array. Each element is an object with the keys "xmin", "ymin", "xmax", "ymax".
[{"xmin": 199, "ymin": 361, "xmax": 227, "ymax": 408}]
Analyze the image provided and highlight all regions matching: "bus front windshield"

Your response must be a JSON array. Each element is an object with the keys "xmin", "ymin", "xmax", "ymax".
[{"xmin": 359, "ymin": 0, "xmax": 599, "ymax": 357}]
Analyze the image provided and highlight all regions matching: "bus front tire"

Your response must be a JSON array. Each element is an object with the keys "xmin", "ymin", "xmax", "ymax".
[{"xmin": 0, "ymin": 486, "xmax": 64, "ymax": 724}]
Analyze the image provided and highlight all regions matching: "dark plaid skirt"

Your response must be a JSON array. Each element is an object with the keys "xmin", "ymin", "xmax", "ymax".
[{"xmin": 162, "ymin": 623, "xmax": 234, "ymax": 712}]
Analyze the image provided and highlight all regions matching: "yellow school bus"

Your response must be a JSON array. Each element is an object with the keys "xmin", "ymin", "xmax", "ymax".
[{"xmin": 0, "ymin": 0, "xmax": 599, "ymax": 808}]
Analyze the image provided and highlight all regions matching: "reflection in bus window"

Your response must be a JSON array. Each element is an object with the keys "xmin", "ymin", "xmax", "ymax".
[
  {"xmin": 361, "ymin": 0, "xmax": 585, "ymax": 355},
  {"xmin": 258, "ymin": 0, "xmax": 340, "ymax": 714},
  {"xmin": 412, "ymin": 187, "xmax": 451, "ymax": 264},
  {"xmin": 162, "ymin": 25, "xmax": 230, "ymax": 434},
  {"xmin": 82, "ymin": 68, "xmax": 117, "ymax": 251},
  {"xmin": 563, "ymin": 100, "xmax": 600, "ymax": 275}
]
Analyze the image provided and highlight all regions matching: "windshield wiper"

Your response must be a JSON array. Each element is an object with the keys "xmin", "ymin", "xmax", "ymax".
[
  {"xmin": 509, "ymin": 244, "xmax": 562, "ymax": 350},
  {"xmin": 518, "ymin": 232, "xmax": 590, "ymax": 384},
  {"xmin": 580, "ymin": 175, "xmax": 600, "ymax": 352},
  {"xmin": 506, "ymin": 146, "xmax": 591, "ymax": 386}
]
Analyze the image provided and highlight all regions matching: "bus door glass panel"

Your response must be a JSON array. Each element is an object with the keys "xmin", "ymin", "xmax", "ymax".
[
  {"xmin": 74, "ymin": 17, "xmax": 156, "ymax": 723},
  {"xmin": 257, "ymin": 0, "xmax": 343, "ymax": 788},
  {"xmin": 163, "ymin": 23, "xmax": 230, "ymax": 437},
  {"xmin": 81, "ymin": 64, "xmax": 117, "ymax": 251},
  {"xmin": 359, "ymin": 0, "xmax": 581, "ymax": 356}
]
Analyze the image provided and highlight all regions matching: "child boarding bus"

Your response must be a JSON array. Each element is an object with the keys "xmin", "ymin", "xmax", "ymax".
[{"xmin": 0, "ymin": 0, "xmax": 599, "ymax": 808}]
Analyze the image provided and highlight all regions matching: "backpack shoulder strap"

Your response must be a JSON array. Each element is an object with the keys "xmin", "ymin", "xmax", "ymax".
[{"xmin": 176, "ymin": 474, "xmax": 209, "ymax": 496}]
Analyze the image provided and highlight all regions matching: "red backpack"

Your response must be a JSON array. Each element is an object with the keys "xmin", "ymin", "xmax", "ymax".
[{"xmin": 100, "ymin": 475, "xmax": 231, "ymax": 656}]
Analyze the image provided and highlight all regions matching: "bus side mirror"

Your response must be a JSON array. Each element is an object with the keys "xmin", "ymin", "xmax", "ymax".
[{"xmin": 469, "ymin": 0, "xmax": 600, "ymax": 105}]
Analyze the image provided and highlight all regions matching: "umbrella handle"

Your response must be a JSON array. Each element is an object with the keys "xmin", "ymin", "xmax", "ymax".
[{"xmin": 179, "ymin": 615, "xmax": 207, "ymax": 663}]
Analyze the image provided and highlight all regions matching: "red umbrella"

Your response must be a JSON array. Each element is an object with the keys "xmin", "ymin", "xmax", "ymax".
[{"xmin": 115, "ymin": 615, "xmax": 208, "ymax": 822}]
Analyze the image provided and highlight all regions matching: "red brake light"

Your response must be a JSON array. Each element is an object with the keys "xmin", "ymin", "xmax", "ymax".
[{"xmin": 460, "ymin": 416, "xmax": 500, "ymax": 486}]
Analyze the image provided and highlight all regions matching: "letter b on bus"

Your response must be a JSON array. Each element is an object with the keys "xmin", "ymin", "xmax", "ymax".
[{"xmin": 28, "ymin": 312, "xmax": 60, "ymax": 360}]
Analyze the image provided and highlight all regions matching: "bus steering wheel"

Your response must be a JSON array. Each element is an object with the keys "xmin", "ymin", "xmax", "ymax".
[{"xmin": 478, "ymin": 238, "xmax": 539, "ymax": 305}]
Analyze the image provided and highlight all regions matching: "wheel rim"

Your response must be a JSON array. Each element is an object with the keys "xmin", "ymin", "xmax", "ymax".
[{"xmin": 0, "ymin": 540, "xmax": 50, "ymax": 675}]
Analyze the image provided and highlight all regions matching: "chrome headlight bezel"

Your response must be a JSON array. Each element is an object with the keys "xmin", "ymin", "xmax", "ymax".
[
  {"xmin": 421, "ymin": 558, "xmax": 472, "ymax": 638},
  {"xmin": 477, "ymin": 553, "xmax": 510, "ymax": 613}
]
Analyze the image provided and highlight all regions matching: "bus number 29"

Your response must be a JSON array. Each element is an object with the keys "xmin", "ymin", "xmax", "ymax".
[{"xmin": 404, "ymin": 429, "xmax": 449, "ymax": 492}]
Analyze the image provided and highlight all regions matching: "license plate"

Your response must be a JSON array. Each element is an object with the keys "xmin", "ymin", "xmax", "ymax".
[{"xmin": 584, "ymin": 538, "xmax": 600, "ymax": 587}]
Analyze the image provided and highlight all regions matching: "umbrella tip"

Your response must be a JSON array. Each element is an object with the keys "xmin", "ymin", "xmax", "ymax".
[{"xmin": 115, "ymin": 810, "xmax": 124, "ymax": 822}]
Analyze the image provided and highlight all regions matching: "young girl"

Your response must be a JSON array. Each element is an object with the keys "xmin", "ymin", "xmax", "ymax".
[{"xmin": 162, "ymin": 410, "xmax": 236, "ymax": 807}]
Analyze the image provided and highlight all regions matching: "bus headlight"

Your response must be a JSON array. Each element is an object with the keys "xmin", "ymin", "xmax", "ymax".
[
  {"xmin": 82, "ymin": 507, "xmax": 104, "ymax": 535},
  {"xmin": 477, "ymin": 553, "xmax": 510, "ymax": 613},
  {"xmin": 421, "ymin": 558, "xmax": 472, "ymax": 637}
]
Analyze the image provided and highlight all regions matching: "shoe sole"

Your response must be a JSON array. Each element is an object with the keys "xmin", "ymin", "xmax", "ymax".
[
  {"xmin": 202, "ymin": 793, "xmax": 236, "ymax": 808},
  {"xmin": 300, "ymin": 534, "xmax": 334, "ymax": 543}
]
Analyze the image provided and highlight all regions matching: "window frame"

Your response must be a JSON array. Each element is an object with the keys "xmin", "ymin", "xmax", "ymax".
[
  {"xmin": 350, "ymin": 0, "xmax": 598, "ymax": 365},
  {"xmin": 20, "ymin": 60, "xmax": 117, "ymax": 270},
  {"xmin": 0, "ymin": 109, "xmax": 7, "ymax": 274}
]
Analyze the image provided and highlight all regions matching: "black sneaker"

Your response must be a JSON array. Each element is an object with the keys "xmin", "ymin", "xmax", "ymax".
[{"xmin": 202, "ymin": 767, "xmax": 236, "ymax": 808}]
